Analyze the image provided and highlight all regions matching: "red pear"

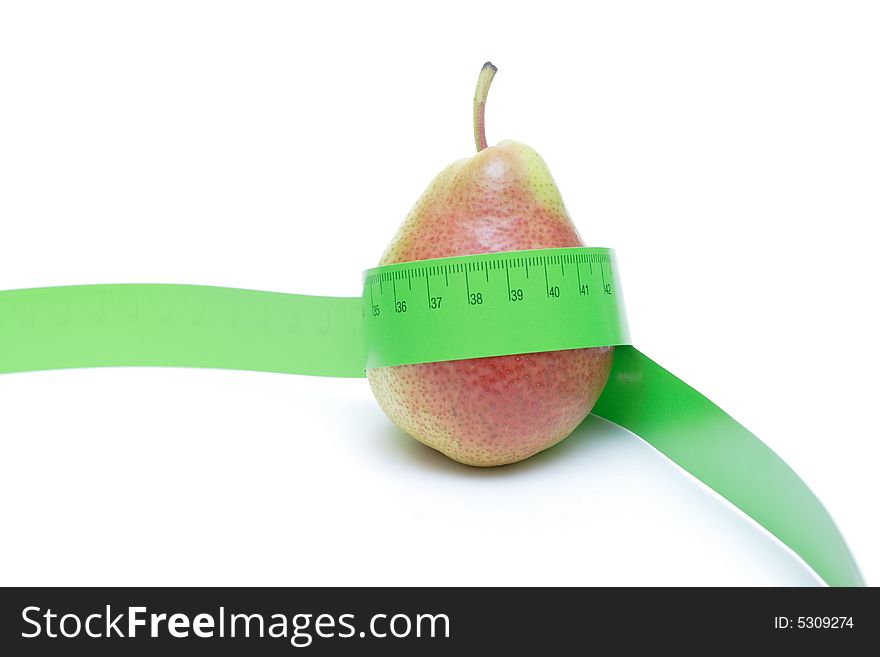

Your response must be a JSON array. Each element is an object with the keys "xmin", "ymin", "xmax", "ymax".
[{"xmin": 368, "ymin": 63, "xmax": 613, "ymax": 466}]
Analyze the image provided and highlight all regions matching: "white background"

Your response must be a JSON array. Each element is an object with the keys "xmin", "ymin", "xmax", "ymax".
[{"xmin": 1, "ymin": 1, "xmax": 877, "ymax": 586}]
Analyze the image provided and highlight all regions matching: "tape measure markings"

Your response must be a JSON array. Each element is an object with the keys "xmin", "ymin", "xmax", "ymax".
[{"xmin": 362, "ymin": 248, "xmax": 629, "ymax": 370}]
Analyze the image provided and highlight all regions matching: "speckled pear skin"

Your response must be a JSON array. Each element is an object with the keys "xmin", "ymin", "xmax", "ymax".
[{"xmin": 368, "ymin": 141, "xmax": 614, "ymax": 466}]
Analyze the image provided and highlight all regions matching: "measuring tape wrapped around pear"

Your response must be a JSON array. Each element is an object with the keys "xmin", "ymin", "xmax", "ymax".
[
  {"xmin": 0, "ymin": 63, "xmax": 862, "ymax": 585},
  {"xmin": 366, "ymin": 64, "xmax": 618, "ymax": 467}
]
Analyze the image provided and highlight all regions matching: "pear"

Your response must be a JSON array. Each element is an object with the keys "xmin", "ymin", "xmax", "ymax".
[{"xmin": 368, "ymin": 63, "xmax": 613, "ymax": 466}]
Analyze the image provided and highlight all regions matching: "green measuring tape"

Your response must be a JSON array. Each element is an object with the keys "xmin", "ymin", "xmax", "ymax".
[
  {"xmin": 363, "ymin": 248, "xmax": 629, "ymax": 368},
  {"xmin": 0, "ymin": 247, "xmax": 864, "ymax": 587}
]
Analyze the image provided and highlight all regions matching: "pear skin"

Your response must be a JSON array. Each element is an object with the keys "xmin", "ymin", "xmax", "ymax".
[{"xmin": 368, "ymin": 64, "xmax": 613, "ymax": 466}]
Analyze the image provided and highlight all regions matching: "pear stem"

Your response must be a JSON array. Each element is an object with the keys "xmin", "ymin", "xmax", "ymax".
[{"xmin": 473, "ymin": 62, "xmax": 497, "ymax": 152}]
